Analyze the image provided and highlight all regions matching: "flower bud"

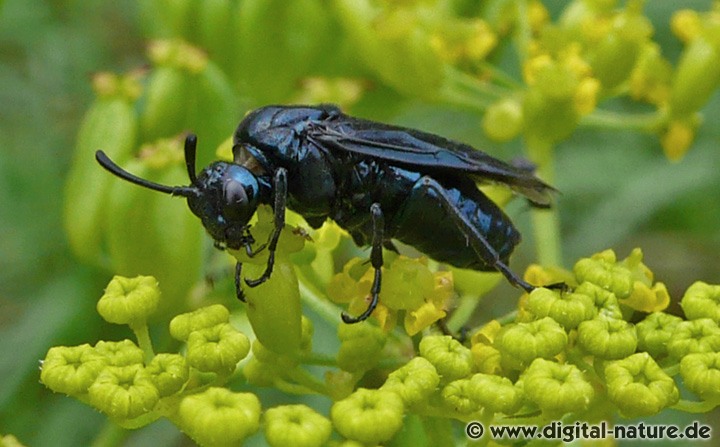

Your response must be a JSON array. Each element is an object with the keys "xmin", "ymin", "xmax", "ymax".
[
  {"xmin": 521, "ymin": 359, "xmax": 594, "ymax": 415},
  {"xmin": 240, "ymin": 258, "xmax": 303, "ymax": 356},
  {"xmin": 64, "ymin": 72, "xmax": 139, "ymax": 265},
  {"xmin": 589, "ymin": 9, "xmax": 652, "ymax": 90},
  {"xmin": 482, "ymin": 98, "xmax": 524, "ymax": 142},
  {"xmin": 40, "ymin": 344, "xmax": 107, "ymax": 395},
  {"xmin": 97, "ymin": 275, "xmax": 160, "ymax": 326},
  {"xmin": 88, "ymin": 365, "xmax": 160, "ymax": 420},
  {"xmin": 469, "ymin": 374, "xmax": 522, "ymax": 415},
  {"xmin": 264, "ymin": 404, "xmax": 332, "ymax": 447},
  {"xmin": 575, "ymin": 281, "xmax": 622, "ymax": 319},
  {"xmin": 419, "ymin": 335, "xmax": 473, "ymax": 383},
  {"xmin": 680, "ymin": 353, "xmax": 720, "ymax": 401},
  {"xmin": 337, "ymin": 323, "xmax": 386, "ymax": 373},
  {"xmin": 94, "ymin": 340, "xmax": 145, "ymax": 367},
  {"xmin": 169, "ymin": 304, "xmax": 230, "ymax": 342},
  {"xmin": 573, "ymin": 249, "xmax": 634, "ymax": 298},
  {"xmin": 186, "ymin": 323, "xmax": 250, "ymax": 374},
  {"xmin": 577, "ymin": 317, "xmax": 638, "ymax": 360},
  {"xmin": 145, "ymin": 353, "xmax": 189, "ymax": 397},
  {"xmin": 331, "ymin": 388, "xmax": 404, "ymax": 445},
  {"xmin": 636, "ymin": 312, "xmax": 683, "ymax": 357},
  {"xmin": 381, "ymin": 357, "xmax": 440, "ymax": 406},
  {"xmin": 526, "ymin": 287, "xmax": 596, "ymax": 330},
  {"xmin": 605, "ymin": 352, "xmax": 679, "ymax": 417},
  {"xmin": 495, "ymin": 317, "xmax": 568, "ymax": 369},
  {"xmin": 680, "ymin": 281, "xmax": 720, "ymax": 323},
  {"xmin": 522, "ymin": 80, "xmax": 579, "ymax": 145},
  {"xmin": 518, "ymin": 359, "xmax": 595, "ymax": 415},
  {"xmin": 670, "ymin": 35, "xmax": 720, "ymax": 118},
  {"xmin": 441, "ymin": 379, "xmax": 480, "ymax": 414},
  {"xmin": 667, "ymin": 318, "xmax": 720, "ymax": 360},
  {"xmin": 243, "ymin": 357, "xmax": 280, "ymax": 387},
  {"xmin": 178, "ymin": 388, "xmax": 261, "ymax": 446}
]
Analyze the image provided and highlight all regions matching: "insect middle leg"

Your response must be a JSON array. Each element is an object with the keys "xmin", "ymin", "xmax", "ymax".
[
  {"xmin": 416, "ymin": 176, "xmax": 535, "ymax": 293},
  {"xmin": 341, "ymin": 203, "xmax": 384, "ymax": 324},
  {"xmin": 245, "ymin": 167, "xmax": 288, "ymax": 287}
]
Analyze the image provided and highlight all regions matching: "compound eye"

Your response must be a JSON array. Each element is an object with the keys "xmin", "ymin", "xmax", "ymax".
[
  {"xmin": 224, "ymin": 178, "xmax": 248, "ymax": 207},
  {"xmin": 222, "ymin": 178, "xmax": 252, "ymax": 223}
]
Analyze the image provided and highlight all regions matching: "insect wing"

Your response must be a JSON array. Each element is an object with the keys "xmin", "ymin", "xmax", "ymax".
[{"xmin": 309, "ymin": 116, "xmax": 554, "ymax": 206}]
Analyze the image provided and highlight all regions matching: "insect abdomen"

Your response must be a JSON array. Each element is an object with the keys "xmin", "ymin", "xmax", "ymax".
[{"xmin": 391, "ymin": 177, "xmax": 521, "ymax": 271}]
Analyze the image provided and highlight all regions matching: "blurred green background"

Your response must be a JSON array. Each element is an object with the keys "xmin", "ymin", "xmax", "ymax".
[{"xmin": 1, "ymin": 0, "xmax": 718, "ymax": 445}]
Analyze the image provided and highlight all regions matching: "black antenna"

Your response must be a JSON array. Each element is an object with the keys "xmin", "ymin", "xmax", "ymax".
[
  {"xmin": 184, "ymin": 134, "xmax": 198, "ymax": 185},
  {"xmin": 95, "ymin": 150, "xmax": 197, "ymax": 198}
]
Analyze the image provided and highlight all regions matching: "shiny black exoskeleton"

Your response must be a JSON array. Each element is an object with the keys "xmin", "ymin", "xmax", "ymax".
[{"xmin": 96, "ymin": 104, "xmax": 554, "ymax": 323}]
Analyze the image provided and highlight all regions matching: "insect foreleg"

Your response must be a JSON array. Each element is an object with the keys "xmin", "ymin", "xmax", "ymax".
[
  {"xmin": 417, "ymin": 176, "xmax": 535, "ymax": 293},
  {"xmin": 341, "ymin": 203, "xmax": 384, "ymax": 324},
  {"xmin": 245, "ymin": 167, "xmax": 288, "ymax": 287}
]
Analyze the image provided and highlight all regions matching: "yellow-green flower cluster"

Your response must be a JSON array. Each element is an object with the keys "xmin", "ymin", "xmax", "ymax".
[
  {"xmin": 327, "ymin": 255, "xmax": 454, "ymax": 335},
  {"xmin": 336, "ymin": 247, "xmax": 718, "ymax": 430},
  {"xmin": 472, "ymin": 248, "xmax": 719, "ymax": 418},
  {"xmin": 41, "ymin": 277, "xmax": 258, "ymax": 443},
  {"xmin": 41, "ymin": 244, "xmax": 720, "ymax": 445}
]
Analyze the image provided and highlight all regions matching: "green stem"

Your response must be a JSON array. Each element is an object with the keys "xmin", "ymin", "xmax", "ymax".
[
  {"xmin": 447, "ymin": 294, "xmax": 484, "ymax": 333},
  {"xmin": 477, "ymin": 61, "xmax": 523, "ymax": 90},
  {"xmin": 671, "ymin": 398, "xmax": 720, "ymax": 413},
  {"xmin": 296, "ymin": 269, "xmax": 344, "ymax": 326},
  {"xmin": 580, "ymin": 108, "xmax": 665, "ymax": 132},
  {"xmin": 299, "ymin": 351, "xmax": 338, "ymax": 367},
  {"xmin": 514, "ymin": 0, "xmax": 532, "ymax": 63},
  {"xmin": 496, "ymin": 309, "xmax": 518, "ymax": 325},
  {"xmin": 524, "ymin": 137, "xmax": 562, "ymax": 267},
  {"xmin": 130, "ymin": 322, "xmax": 154, "ymax": 364},
  {"xmin": 284, "ymin": 366, "xmax": 330, "ymax": 395},
  {"xmin": 439, "ymin": 66, "xmax": 513, "ymax": 111},
  {"xmin": 90, "ymin": 421, "xmax": 128, "ymax": 447}
]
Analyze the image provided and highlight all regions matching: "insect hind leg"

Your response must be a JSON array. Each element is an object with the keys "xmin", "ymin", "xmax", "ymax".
[
  {"xmin": 341, "ymin": 203, "xmax": 384, "ymax": 324},
  {"xmin": 416, "ymin": 176, "xmax": 534, "ymax": 293}
]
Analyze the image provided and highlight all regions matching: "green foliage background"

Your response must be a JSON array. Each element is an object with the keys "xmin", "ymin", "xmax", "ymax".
[{"xmin": 0, "ymin": 0, "xmax": 718, "ymax": 445}]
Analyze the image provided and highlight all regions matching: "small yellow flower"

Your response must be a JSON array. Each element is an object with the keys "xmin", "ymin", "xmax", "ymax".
[
  {"xmin": 528, "ymin": 0, "xmax": 550, "ymax": 33},
  {"xmin": 629, "ymin": 44, "xmax": 672, "ymax": 105},
  {"xmin": 671, "ymin": 10, "xmax": 702, "ymax": 43},
  {"xmin": 620, "ymin": 282, "xmax": 671, "ymax": 313},
  {"xmin": 523, "ymin": 54, "xmax": 553, "ymax": 85},
  {"xmin": 574, "ymin": 77, "xmax": 601, "ymax": 115},
  {"xmin": 661, "ymin": 119, "xmax": 696, "ymax": 161},
  {"xmin": 405, "ymin": 302, "xmax": 446, "ymax": 336}
]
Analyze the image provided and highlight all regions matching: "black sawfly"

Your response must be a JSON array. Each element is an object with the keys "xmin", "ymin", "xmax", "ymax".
[{"xmin": 96, "ymin": 104, "xmax": 555, "ymax": 323}]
